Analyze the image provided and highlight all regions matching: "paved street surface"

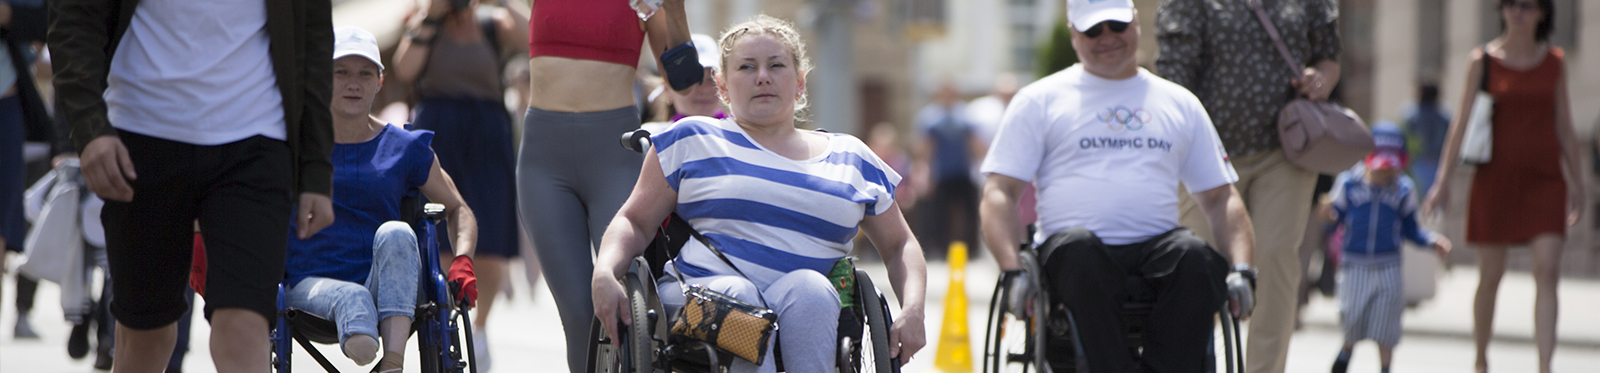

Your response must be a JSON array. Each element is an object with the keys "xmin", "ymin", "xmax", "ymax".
[{"xmin": 4, "ymin": 256, "xmax": 1598, "ymax": 372}]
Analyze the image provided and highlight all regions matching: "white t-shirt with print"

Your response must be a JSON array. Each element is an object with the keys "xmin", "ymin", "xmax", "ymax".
[{"xmin": 980, "ymin": 66, "xmax": 1237, "ymax": 245}]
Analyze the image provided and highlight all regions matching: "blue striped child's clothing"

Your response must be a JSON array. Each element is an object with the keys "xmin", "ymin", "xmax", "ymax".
[
  {"xmin": 1328, "ymin": 167, "xmax": 1436, "ymax": 265},
  {"xmin": 652, "ymin": 117, "xmax": 901, "ymax": 288}
]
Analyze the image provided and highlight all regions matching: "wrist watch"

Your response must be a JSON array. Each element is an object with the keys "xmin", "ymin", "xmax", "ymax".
[{"xmin": 1232, "ymin": 263, "xmax": 1258, "ymax": 290}]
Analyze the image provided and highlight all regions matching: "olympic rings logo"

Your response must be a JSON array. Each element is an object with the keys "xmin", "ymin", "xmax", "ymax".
[{"xmin": 1098, "ymin": 106, "xmax": 1152, "ymax": 131}]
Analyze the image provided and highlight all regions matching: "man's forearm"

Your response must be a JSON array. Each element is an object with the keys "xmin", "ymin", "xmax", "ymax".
[
  {"xmin": 979, "ymin": 180, "xmax": 1025, "ymax": 270},
  {"xmin": 1198, "ymin": 185, "xmax": 1254, "ymax": 266}
]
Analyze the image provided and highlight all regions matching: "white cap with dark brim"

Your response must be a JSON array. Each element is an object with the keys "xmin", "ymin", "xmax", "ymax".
[
  {"xmin": 333, "ymin": 26, "xmax": 384, "ymax": 71},
  {"xmin": 1068, "ymin": 0, "xmax": 1136, "ymax": 32},
  {"xmin": 692, "ymin": 33, "xmax": 720, "ymax": 72}
]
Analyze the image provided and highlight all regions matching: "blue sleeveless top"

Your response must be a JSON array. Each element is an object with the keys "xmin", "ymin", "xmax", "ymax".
[{"xmin": 287, "ymin": 125, "xmax": 435, "ymax": 286}]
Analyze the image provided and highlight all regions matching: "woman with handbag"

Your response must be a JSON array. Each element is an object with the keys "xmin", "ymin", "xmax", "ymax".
[
  {"xmin": 591, "ymin": 15, "xmax": 928, "ymax": 373},
  {"xmin": 1154, "ymin": 1, "xmax": 1342, "ymax": 372},
  {"xmin": 1421, "ymin": 1, "xmax": 1582, "ymax": 372}
]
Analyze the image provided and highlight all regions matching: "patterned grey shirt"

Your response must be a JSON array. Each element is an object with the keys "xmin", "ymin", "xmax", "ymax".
[{"xmin": 1155, "ymin": 0, "xmax": 1342, "ymax": 157}]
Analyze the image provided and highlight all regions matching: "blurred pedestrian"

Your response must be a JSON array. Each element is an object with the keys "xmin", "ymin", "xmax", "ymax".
[
  {"xmin": 513, "ymin": 1, "xmax": 697, "ymax": 372},
  {"xmin": 642, "ymin": 33, "xmax": 724, "ymax": 132},
  {"xmin": 1421, "ymin": 1, "xmax": 1583, "ymax": 372},
  {"xmin": 1403, "ymin": 83, "xmax": 1450, "ymax": 193},
  {"xmin": 48, "ymin": 0, "xmax": 336, "ymax": 371},
  {"xmin": 966, "ymin": 72, "xmax": 1035, "ymax": 224},
  {"xmin": 1, "ymin": 0, "xmax": 49, "ymax": 342},
  {"xmin": 915, "ymin": 82, "xmax": 982, "ymax": 258},
  {"xmin": 1323, "ymin": 122, "xmax": 1451, "ymax": 373},
  {"xmin": 1156, "ymin": 0, "xmax": 1343, "ymax": 371},
  {"xmin": 393, "ymin": 0, "xmax": 527, "ymax": 368}
]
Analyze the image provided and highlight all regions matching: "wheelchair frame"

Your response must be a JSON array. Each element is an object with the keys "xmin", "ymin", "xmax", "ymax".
[
  {"xmin": 271, "ymin": 201, "xmax": 478, "ymax": 373},
  {"xmin": 587, "ymin": 129, "xmax": 903, "ymax": 373},
  {"xmin": 980, "ymin": 232, "xmax": 1244, "ymax": 373}
]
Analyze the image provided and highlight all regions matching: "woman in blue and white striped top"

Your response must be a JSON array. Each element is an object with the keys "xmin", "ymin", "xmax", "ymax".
[{"xmin": 592, "ymin": 15, "xmax": 928, "ymax": 373}]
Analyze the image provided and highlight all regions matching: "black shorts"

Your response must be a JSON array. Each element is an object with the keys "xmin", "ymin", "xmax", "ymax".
[{"xmin": 102, "ymin": 130, "xmax": 293, "ymax": 329}]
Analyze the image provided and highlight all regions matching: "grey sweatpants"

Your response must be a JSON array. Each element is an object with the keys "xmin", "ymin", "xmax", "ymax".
[
  {"xmin": 516, "ymin": 106, "xmax": 642, "ymax": 373},
  {"xmin": 658, "ymin": 268, "xmax": 841, "ymax": 373}
]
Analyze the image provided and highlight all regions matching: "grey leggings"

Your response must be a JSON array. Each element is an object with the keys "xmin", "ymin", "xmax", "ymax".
[{"xmin": 516, "ymin": 106, "xmax": 642, "ymax": 373}]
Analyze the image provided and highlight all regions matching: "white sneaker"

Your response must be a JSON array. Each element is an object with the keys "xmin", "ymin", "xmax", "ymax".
[{"xmin": 472, "ymin": 331, "xmax": 491, "ymax": 372}]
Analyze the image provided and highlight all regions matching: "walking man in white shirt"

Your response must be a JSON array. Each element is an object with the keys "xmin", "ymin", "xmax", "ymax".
[{"xmin": 50, "ymin": 0, "xmax": 335, "ymax": 371}]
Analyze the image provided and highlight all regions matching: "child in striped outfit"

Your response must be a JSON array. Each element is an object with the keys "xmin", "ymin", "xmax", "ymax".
[{"xmin": 1323, "ymin": 122, "xmax": 1451, "ymax": 373}]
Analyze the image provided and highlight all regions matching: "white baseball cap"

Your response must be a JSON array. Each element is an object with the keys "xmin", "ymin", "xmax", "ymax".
[
  {"xmin": 1067, "ymin": 0, "xmax": 1135, "ymax": 33},
  {"xmin": 333, "ymin": 26, "xmax": 384, "ymax": 71},
  {"xmin": 692, "ymin": 33, "xmax": 720, "ymax": 72}
]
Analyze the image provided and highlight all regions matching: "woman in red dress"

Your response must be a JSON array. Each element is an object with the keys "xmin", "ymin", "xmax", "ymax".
[{"xmin": 1423, "ymin": 1, "xmax": 1582, "ymax": 372}]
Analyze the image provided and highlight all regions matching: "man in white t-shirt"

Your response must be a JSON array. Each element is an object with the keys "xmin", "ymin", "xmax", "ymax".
[
  {"xmin": 978, "ymin": 0, "xmax": 1257, "ymax": 371},
  {"xmin": 50, "ymin": 1, "xmax": 335, "ymax": 371}
]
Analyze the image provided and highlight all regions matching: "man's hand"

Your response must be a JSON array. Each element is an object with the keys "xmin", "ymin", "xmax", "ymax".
[
  {"xmin": 1226, "ymin": 271, "xmax": 1255, "ymax": 319},
  {"xmin": 81, "ymin": 136, "xmax": 137, "ymax": 202},
  {"xmin": 447, "ymin": 255, "xmax": 478, "ymax": 306},
  {"xmin": 1004, "ymin": 270, "xmax": 1034, "ymax": 317},
  {"xmin": 295, "ymin": 193, "xmax": 334, "ymax": 239},
  {"xmin": 888, "ymin": 307, "xmax": 926, "ymax": 365}
]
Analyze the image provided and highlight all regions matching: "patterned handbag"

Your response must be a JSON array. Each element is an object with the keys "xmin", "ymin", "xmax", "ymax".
[
  {"xmin": 670, "ymin": 285, "xmax": 778, "ymax": 364},
  {"xmin": 667, "ymin": 234, "xmax": 779, "ymax": 365}
]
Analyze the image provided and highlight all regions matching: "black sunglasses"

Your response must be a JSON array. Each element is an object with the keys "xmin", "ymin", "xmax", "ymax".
[
  {"xmin": 1082, "ymin": 21, "xmax": 1130, "ymax": 38},
  {"xmin": 1502, "ymin": 1, "xmax": 1538, "ymax": 11}
]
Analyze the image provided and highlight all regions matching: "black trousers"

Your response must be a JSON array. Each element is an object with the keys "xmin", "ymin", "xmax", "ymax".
[{"xmin": 1041, "ymin": 227, "xmax": 1228, "ymax": 373}]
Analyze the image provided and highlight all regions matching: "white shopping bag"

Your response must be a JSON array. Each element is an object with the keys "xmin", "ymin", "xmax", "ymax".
[{"xmin": 18, "ymin": 178, "xmax": 85, "ymax": 285}]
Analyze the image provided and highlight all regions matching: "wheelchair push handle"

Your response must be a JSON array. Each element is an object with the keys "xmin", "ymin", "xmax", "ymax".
[
  {"xmin": 620, "ymin": 129, "xmax": 653, "ymax": 153},
  {"xmin": 423, "ymin": 203, "xmax": 446, "ymax": 223}
]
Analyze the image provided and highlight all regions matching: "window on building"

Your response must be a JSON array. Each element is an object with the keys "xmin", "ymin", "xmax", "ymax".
[{"xmin": 899, "ymin": 0, "xmax": 947, "ymax": 39}]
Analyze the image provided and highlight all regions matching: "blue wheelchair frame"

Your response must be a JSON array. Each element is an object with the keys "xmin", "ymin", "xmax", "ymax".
[{"xmin": 271, "ymin": 201, "xmax": 478, "ymax": 373}]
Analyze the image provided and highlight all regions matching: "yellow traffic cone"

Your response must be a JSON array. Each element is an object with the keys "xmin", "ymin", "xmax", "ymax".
[{"xmin": 934, "ymin": 242, "xmax": 973, "ymax": 372}]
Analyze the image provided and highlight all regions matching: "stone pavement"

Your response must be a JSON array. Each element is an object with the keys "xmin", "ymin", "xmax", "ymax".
[
  {"xmin": 1299, "ymin": 263, "xmax": 1600, "ymax": 349},
  {"xmin": 5, "ymin": 256, "xmax": 1598, "ymax": 372}
]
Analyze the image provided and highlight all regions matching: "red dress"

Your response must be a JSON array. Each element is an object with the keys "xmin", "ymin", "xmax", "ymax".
[{"xmin": 1467, "ymin": 47, "xmax": 1567, "ymax": 244}]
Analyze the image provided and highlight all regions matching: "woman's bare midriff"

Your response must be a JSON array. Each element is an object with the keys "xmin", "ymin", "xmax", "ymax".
[{"xmin": 526, "ymin": 56, "xmax": 639, "ymax": 113}]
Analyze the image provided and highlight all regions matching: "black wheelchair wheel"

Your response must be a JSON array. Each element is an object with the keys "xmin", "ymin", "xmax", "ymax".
[
  {"xmin": 590, "ymin": 269, "xmax": 657, "ymax": 373},
  {"xmin": 855, "ymin": 269, "xmax": 899, "ymax": 373},
  {"xmin": 982, "ymin": 272, "xmax": 1036, "ymax": 373}
]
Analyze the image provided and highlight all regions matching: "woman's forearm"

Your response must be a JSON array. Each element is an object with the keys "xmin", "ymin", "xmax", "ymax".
[{"xmin": 448, "ymin": 205, "xmax": 478, "ymax": 259}]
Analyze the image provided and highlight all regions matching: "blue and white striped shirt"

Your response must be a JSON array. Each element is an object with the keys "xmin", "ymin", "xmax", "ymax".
[{"xmin": 654, "ymin": 117, "xmax": 901, "ymax": 287}]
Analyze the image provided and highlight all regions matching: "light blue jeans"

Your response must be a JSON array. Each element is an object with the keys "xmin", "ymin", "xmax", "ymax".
[{"xmin": 286, "ymin": 221, "xmax": 420, "ymax": 349}]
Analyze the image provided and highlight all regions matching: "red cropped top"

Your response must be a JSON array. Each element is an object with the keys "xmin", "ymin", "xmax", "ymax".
[{"xmin": 528, "ymin": 0, "xmax": 646, "ymax": 68}]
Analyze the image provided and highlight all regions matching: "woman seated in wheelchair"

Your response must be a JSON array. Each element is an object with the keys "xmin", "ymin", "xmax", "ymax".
[
  {"xmin": 282, "ymin": 26, "xmax": 480, "ymax": 373},
  {"xmin": 591, "ymin": 14, "xmax": 928, "ymax": 373}
]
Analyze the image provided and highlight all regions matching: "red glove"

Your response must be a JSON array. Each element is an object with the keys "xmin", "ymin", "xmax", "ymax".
[
  {"xmin": 190, "ymin": 233, "xmax": 207, "ymax": 297},
  {"xmin": 447, "ymin": 256, "xmax": 478, "ymax": 307}
]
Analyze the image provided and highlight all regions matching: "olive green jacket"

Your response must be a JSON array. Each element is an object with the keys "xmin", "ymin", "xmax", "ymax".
[{"xmin": 47, "ymin": 0, "xmax": 334, "ymax": 197}]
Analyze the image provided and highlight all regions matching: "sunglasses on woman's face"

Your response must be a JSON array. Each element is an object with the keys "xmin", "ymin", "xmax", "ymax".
[
  {"xmin": 1082, "ymin": 21, "xmax": 1130, "ymax": 38},
  {"xmin": 1503, "ymin": 1, "xmax": 1538, "ymax": 12}
]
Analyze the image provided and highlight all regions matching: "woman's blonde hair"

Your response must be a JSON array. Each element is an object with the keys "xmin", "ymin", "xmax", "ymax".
[{"xmin": 718, "ymin": 14, "xmax": 813, "ymax": 118}]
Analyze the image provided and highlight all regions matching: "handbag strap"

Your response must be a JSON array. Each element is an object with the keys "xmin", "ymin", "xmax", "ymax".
[
  {"xmin": 1247, "ymin": 0, "xmax": 1305, "ymax": 78},
  {"xmin": 667, "ymin": 226, "xmax": 773, "ymax": 308},
  {"xmin": 1479, "ymin": 44, "xmax": 1492, "ymax": 92}
]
